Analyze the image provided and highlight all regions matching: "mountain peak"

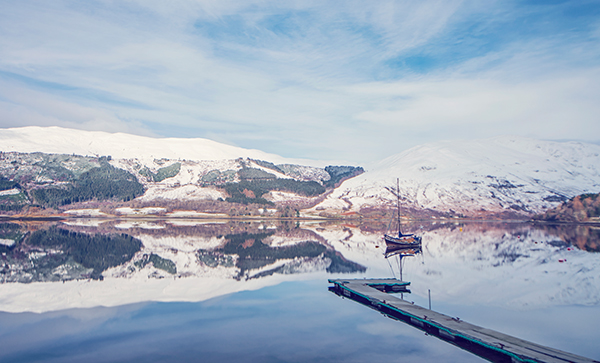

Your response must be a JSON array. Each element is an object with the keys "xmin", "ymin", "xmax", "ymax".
[
  {"xmin": 0, "ymin": 126, "xmax": 315, "ymax": 166},
  {"xmin": 314, "ymin": 136, "xmax": 600, "ymax": 218}
]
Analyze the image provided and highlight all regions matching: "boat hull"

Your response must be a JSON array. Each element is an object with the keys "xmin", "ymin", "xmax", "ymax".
[{"xmin": 384, "ymin": 245, "xmax": 422, "ymax": 259}]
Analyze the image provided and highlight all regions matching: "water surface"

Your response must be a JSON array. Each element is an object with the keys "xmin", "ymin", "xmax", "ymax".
[{"xmin": 0, "ymin": 219, "xmax": 598, "ymax": 362}]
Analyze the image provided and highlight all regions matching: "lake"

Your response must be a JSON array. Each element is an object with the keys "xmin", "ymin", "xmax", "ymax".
[{"xmin": 0, "ymin": 219, "xmax": 598, "ymax": 362}]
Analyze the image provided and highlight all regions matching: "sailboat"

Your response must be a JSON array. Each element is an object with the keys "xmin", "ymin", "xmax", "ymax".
[{"xmin": 383, "ymin": 178, "xmax": 422, "ymax": 248}]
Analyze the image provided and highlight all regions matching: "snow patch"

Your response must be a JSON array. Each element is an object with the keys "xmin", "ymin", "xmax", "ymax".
[
  {"xmin": 167, "ymin": 210, "xmax": 228, "ymax": 218},
  {"xmin": 114, "ymin": 221, "xmax": 165, "ymax": 229},
  {"xmin": 63, "ymin": 209, "xmax": 108, "ymax": 216},
  {"xmin": 0, "ymin": 238, "xmax": 15, "ymax": 247},
  {"xmin": 115, "ymin": 207, "xmax": 166, "ymax": 215},
  {"xmin": 0, "ymin": 188, "xmax": 20, "ymax": 196}
]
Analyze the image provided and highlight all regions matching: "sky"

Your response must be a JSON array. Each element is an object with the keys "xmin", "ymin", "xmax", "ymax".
[{"xmin": 0, "ymin": 0, "xmax": 599, "ymax": 163}]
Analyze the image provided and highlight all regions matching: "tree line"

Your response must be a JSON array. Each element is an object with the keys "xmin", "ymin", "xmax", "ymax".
[
  {"xmin": 27, "ymin": 227, "xmax": 142, "ymax": 280},
  {"xmin": 31, "ymin": 162, "xmax": 145, "ymax": 207}
]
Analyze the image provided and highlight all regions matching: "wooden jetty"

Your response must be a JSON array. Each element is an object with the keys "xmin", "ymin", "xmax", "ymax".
[{"xmin": 329, "ymin": 278, "xmax": 599, "ymax": 363}]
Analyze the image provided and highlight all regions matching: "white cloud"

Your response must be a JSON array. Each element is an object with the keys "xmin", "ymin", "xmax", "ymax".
[{"xmin": 0, "ymin": 1, "xmax": 598, "ymax": 163}]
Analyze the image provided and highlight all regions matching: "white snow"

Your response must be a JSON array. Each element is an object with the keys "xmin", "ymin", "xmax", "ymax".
[
  {"xmin": 0, "ymin": 238, "xmax": 15, "ymax": 247},
  {"xmin": 266, "ymin": 191, "xmax": 312, "ymax": 203},
  {"xmin": 0, "ymin": 126, "xmax": 321, "ymax": 166},
  {"xmin": 63, "ymin": 209, "xmax": 108, "ymax": 216},
  {"xmin": 114, "ymin": 221, "xmax": 165, "ymax": 229},
  {"xmin": 62, "ymin": 219, "xmax": 109, "ymax": 227},
  {"xmin": 166, "ymin": 210, "xmax": 228, "ymax": 218},
  {"xmin": 264, "ymin": 235, "xmax": 317, "ymax": 248},
  {"xmin": 166, "ymin": 220, "xmax": 227, "ymax": 226},
  {"xmin": 0, "ymin": 188, "xmax": 20, "ymax": 196},
  {"xmin": 246, "ymin": 160, "xmax": 293, "ymax": 179},
  {"xmin": 310, "ymin": 136, "xmax": 600, "ymax": 216},
  {"xmin": 115, "ymin": 207, "xmax": 166, "ymax": 215},
  {"xmin": 139, "ymin": 185, "xmax": 226, "ymax": 202}
]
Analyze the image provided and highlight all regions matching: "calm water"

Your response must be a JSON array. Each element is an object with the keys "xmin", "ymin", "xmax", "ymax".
[{"xmin": 0, "ymin": 219, "xmax": 598, "ymax": 362}]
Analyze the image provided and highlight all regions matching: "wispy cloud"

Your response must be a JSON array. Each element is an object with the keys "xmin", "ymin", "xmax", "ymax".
[{"xmin": 0, "ymin": 0, "xmax": 598, "ymax": 163}]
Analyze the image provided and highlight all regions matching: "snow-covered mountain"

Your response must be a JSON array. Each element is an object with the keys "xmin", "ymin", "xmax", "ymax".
[
  {"xmin": 311, "ymin": 136, "xmax": 600, "ymax": 217},
  {"xmin": 1, "ymin": 127, "xmax": 598, "ymax": 216},
  {"xmin": 0, "ymin": 126, "xmax": 316, "ymax": 166},
  {"xmin": 0, "ymin": 127, "xmax": 351, "ymax": 210}
]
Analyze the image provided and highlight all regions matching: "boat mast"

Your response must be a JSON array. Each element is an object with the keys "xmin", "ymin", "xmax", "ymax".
[
  {"xmin": 399, "ymin": 254, "xmax": 403, "ymax": 281},
  {"xmin": 396, "ymin": 178, "xmax": 402, "ymax": 237}
]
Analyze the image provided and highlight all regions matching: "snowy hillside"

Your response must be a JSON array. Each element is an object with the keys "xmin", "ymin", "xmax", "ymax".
[
  {"xmin": 310, "ymin": 136, "xmax": 600, "ymax": 217},
  {"xmin": 0, "ymin": 126, "xmax": 315, "ymax": 166},
  {"xmin": 0, "ymin": 127, "xmax": 356, "ymax": 210},
  {"xmin": 1, "ymin": 127, "xmax": 598, "ymax": 216}
]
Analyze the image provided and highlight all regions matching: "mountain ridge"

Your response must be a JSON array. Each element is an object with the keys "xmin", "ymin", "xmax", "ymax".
[
  {"xmin": 311, "ymin": 135, "xmax": 600, "ymax": 218},
  {"xmin": 1, "ymin": 127, "xmax": 599, "ymax": 218},
  {"xmin": 0, "ymin": 126, "xmax": 327, "ymax": 167}
]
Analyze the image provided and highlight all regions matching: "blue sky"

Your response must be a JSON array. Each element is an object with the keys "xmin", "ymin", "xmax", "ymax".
[{"xmin": 0, "ymin": 0, "xmax": 599, "ymax": 163}]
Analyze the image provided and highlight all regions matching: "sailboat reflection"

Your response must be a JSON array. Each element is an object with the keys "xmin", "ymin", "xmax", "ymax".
[{"xmin": 384, "ymin": 243, "xmax": 422, "ymax": 283}]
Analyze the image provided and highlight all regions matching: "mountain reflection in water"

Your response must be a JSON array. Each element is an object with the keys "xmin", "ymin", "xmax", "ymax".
[
  {"xmin": 0, "ymin": 219, "xmax": 599, "ymax": 362},
  {"xmin": 0, "ymin": 219, "xmax": 598, "ymax": 313},
  {"xmin": 0, "ymin": 220, "xmax": 367, "ymax": 285}
]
